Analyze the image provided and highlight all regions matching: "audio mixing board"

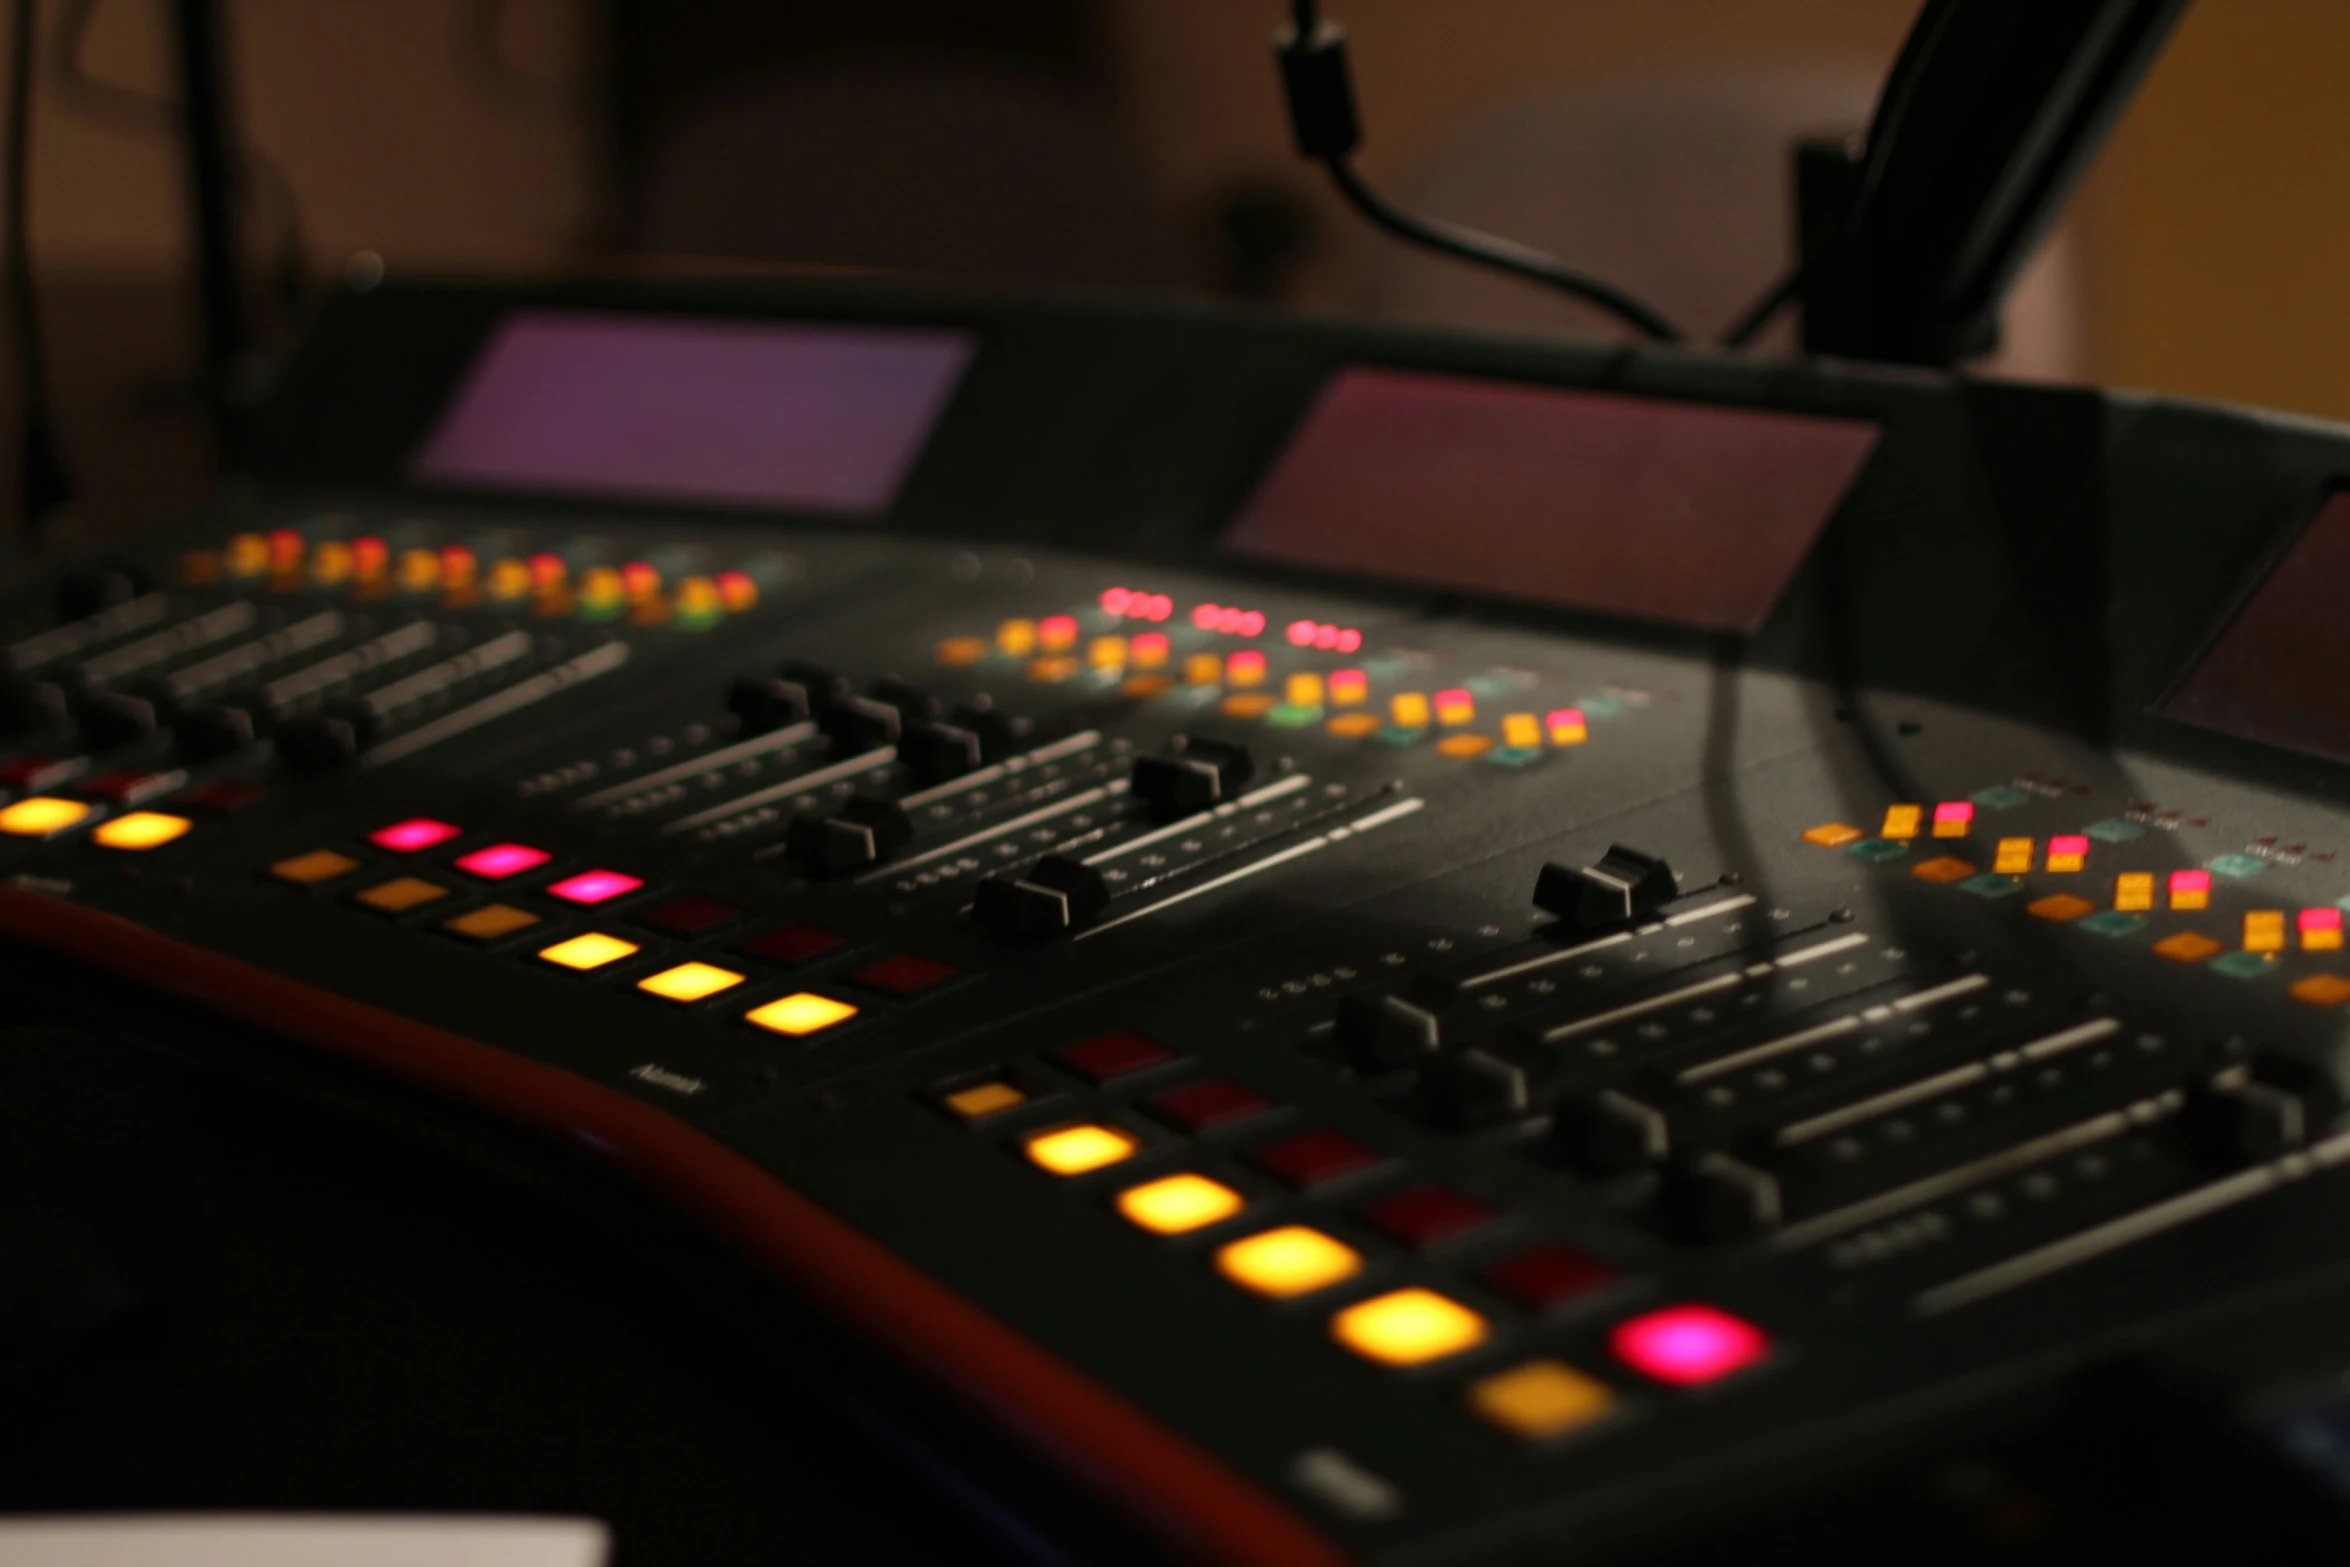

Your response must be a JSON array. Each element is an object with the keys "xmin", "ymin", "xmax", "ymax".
[{"xmin": 14, "ymin": 278, "xmax": 2350, "ymax": 1563}]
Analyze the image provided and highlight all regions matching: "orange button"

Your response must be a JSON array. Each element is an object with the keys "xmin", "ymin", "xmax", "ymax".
[
  {"xmin": 1911, "ymin": 856, "xmax": 1975, "ymax": 884},
  {"xmin": 2153, "ymin": 931, "xmax": 2223, "ymax": 964},
  {"xmin": 2028, "ymin": 894, "xmax": 2095, "ymax": 922}
]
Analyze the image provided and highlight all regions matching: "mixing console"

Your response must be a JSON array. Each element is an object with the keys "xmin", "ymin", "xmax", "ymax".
[{"xmin": 16, "ymin": 277, "xmax": 2350, "ymax": 1564}]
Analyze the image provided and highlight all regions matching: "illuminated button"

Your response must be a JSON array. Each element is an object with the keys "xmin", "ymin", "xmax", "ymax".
[
  {"xmin": 2207, "ymin": 853, "xmax": 2268, "ymax": 880},
  {"xmin": 1147, "ymin": 1078, "xmax": 1272, "ymax": 1133},
  {"xmin": 713, "ymin": 569, "xmax": 758, "ymax": 612},
  {"xmin": 2168, "ymin": 869, "xmax": 2212, "ymax": 910},
  {"xmin": 638, "ymin": 961, "xmax": 745, "ymax": 1003},
  {"xmin": 2153, "ymin": 931, "xmax": 2223, "ymax": 964},
  {"xmin": 2115, "ymin": 871, "xmax": 2155, "ymax": 911},
  {"xmin": 443, "ymin": 902, "xmax": 541, "ymax": 942},
  {"xmin": 1501, "ymin": 713, "xmax": 1542, "ymax": 751},
  {"xmin": 1038, "ymin": 614, "xmax": 1079, "ymax": 652},
  {"xmin": 847, "ymin": 953, "xmax": 960, "ymax": 994},
  {"xmin": 941, "ymin": 1079, "xmax": 1027, "ymax": 1121},
  {"xmin": 741, "ymin": 924, "xmax": 847, "ymax": 963},
  {"xmin": 1285, "ymin": 673, "xmax": 1325, "ymax": 709},
  {"xmin": 1329, "ymin": 669, "xmax": 1368, "ymax": 705},
  {"xmin": 1248, "ymin": 1128, "xmax": 1382, "ymax": 1189},
  {"xmin": 1117, "ymin": 1173, "xmax": 1245, "ymax": 1236},
  {"xmin": 1023, "ymin": 1122, "xmax": 1139, "ymax": 1176},
  {"xmin": 396, "ymin": 548, "xmax": 442, "ymax": 594},
  {"xmin": 1221, "ymin": 693, "xmax": 1277, "ymax": 719},
  {"xmin": 486, "ymin": 557, "xmax": 532, "ymax": 600},
  {"xmin": 369, "ymin": 817, "xmax": 461, "ymax": 853},
  {"xmin": 538, "ymin": 932, "xmax": 641, "ymax": 971},
  {"xmin": 352, "ymin": 877, "xmax": 449, "ymax": 914},
  {"xmin": 1801, "ymin": 822, "xmax": 1862, "ymax": 848},
  {"xmin": 1911, "ymin": 856, "xmax": 1975, "ymax": 884},
  {"xmin": 745, "ymin": 992, "xmax": 859, "ymax": 1037},
  {"xmin": 1122, "ymin": 674, "xmax": 1173, "ymax": 698},
  {"xmin": 1326, "ymin": 713, "xmax": 1382, "ymax": 738},
  {"xmin": 576, "ymin": 566, "xmax": 626, "ymax": 618},
  {"xmin": 1434, "ymin": 733, "xmax": 1492, "ymax": 758},
  {"xmin": 1434, "ymin": 688, "xmax": 1475, "ymax": 726},
  {"xmin": 270, "ymin": 849, "xmax": 359, "ymax": 885},
  {"xmin": 1088, "ymin": 636, "xmax": 1127, "ymax": 670},
  {"xmin": 1183, "ymin": 652, "xmax": 1222, "ymax": 686},
  {"xmin": 1226, "ymin": 650, "xmax": 1267, "ymax": 687},
  {"xmin": 1931, "ymin": 801, "xmax": 1973, "ymax": 837},
  {"xmin": 546, "ymin": 869, "xmax": 645, "ymax": 905},
  {"xmin": 1469, "ymin": 1360, "xmax": 1615, "ymax": 1441},
  {"xmin": 1057, "ymin": 1031, "xmax": 1177, "ymax": 1082},
  {"xmin": 1880, "ymin": 804, "xmax": 1922, "ymax": 839},
  {"xmin": 1479, "ymin": 1244, "xmax": 1618, "ymax": 1311},
  {"xmin": 619, "ymin": 560, "xmax": 659, "ymax": 603},
  {"xmin": 634, "ymin": 896, "xmax": 743, "ymax": 935},
  {"xmin": 2301, "ymin": 907, "xmax": 2345, "ymax": 952},
  {"xmin": 936, "ymin": 636, "xmax": 988, "ymax": 665},
  {"xmin": 1390, "ymin": 692, "xmax": 1431, "ymax": 730},
  {"xmin": 1216, "ymin": 1225, "xmax": 1360, "ymax": 1299},
  {"xmin": 1332, "ymin": 1288, "xmax": 1487, "ymax": 1367},
  {"xmin": 353, "ymin": 536, "xmax": 391, "ymax": 580},
  {"xmin": 454, "ymin": 842, "xmax": 551, "ymax": 879},
  {"xmin": 671, "ymin": 577, "xmax": 725, "ymax": 630},
  {"xmin": 2290, "ymin": 974, "xmax": 2350, "ymax": 1008},
  {"xmin": 2028, "ymin": 894, "xmax": 2094, "ymax": 922},
  {"xmin": 1359, "ymin": 1185, "xmax": 1495, "ymax": 1248},
  {"xmin": 1610, "ymin": 1303, "xmax": 1769, "ymax": 1386},
  {"xmin": 225, "ymin": 532, "xmax": 270, "ymax": 577},
  {"xmin": 2045, "ymin": 833, "xmax": 2089, "ymax": 872},
  {"xmin": 2244, "ymin": 910, "xmax": 2287, "ymax": 953},
  {"xmin": 2212, "ymin": 950, "xmax": 2278, "ymax": 981},
  {"xmin": 306, "ymin": 541, "xmax": 351, "ymax": 586},
  {"xmin": 92, "ymin": 811, "xmax": 191, "ymax": 850},
  {"xmin": 1994, "ymin": 837, "xmax": 2035, "ymax": 875},
  {"xmin": 1028, "ymin": 656, "xmax": 1079, "ymax": 683},
  {"xmin": 996, "ymin": 618, "xmax": 1037, "ymax": 656},
  {"xmin": 181, "ymin": 549, "xmax": 221, "ymax": 585},
  {"xmin": 0, "ymin": 797, "xmax": 91, "ymax": 837},
  {"xmin": 1130, "ymin": 633, "xmax": 1170, "ymax": 669}
]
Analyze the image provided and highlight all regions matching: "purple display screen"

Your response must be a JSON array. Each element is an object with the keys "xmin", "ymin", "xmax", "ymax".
[
  {"xmin": 412, "ymin": 309, "xmax": 976, "ymax": 514},
  {"xmin": 1223, "ymin": 365, "xmax": 1881, "ymax": 633},
  {"xmin": 2165, "ymin": 490, "xmax": 2350, "ymax": 764}
]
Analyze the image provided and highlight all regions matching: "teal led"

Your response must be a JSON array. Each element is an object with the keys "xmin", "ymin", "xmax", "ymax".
[
  {"xmin": 1485, "ymin": 746, "xmax": 1545, "ymax": 769},
  {"xmin": 1376, "ymin": 725, "xmax": 1428, "ymax": 748},
  {"xmin": 2084, "ymin": 818, "xmax": 2146, "ymax": 843},
  {"xmin": 1969, "ymin": 785, "xmax": 2032, "ymax": 812},
  {"xmin": 1959, "ymin": 873, "xmax": 2024, "ymax": 899},
  {"xmin": 1848, "ymin": 838, "xmax": 1909, "ymax": 864},
  {"xmin": 2211, "ymin": 950, "xmax": 2280, "ymax": 981},
  {"xmin": 2205, "ymin": 853, "xmax": 2268, "ymax": 881},
  {"xmin": 1266, "ymin": 704, "xmax": 1324, "ymax": 728},
  {"xmin": 2077, "ymin": 911, "xmax": 2148, "ymax": 938}
]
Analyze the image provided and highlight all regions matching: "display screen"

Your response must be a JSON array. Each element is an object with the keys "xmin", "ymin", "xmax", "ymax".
[
  {"xmin": 1223, "ymin": 365, "xmax": 1881, "ymax": 633},
  {"xmin": 2164, "ymin": 489, "xmax": 2350, "ymax": 763},
  {"xmin": 411, "ymin": 309, "xmax": 976, "ymax": 514}
]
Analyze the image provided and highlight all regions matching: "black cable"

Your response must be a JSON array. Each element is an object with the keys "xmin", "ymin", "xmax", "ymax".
[
  {"xmin": 7, "ymin": 0, "xmax": 75, "ymax": 541},
  {"xmin": 1277, "ymin": 1, "xmax": 1681, "ymax": 344},
  {"xmin": 1720, "ymin": 267, "xmax": 1798, "ymax": 349}
]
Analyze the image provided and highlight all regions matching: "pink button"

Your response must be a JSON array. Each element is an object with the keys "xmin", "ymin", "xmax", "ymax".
[
  {"xmin": 2169, "ymin": 869, "xmax": 2212, "ymax": 894},
  {"xmin": 1610, "ymin": 1303, "xmax": 1770, "ymax": 1386},
  {"xmin": 2048, "ymin": 833, "xmax": 2090, "ymax": 857},
  {"xmin": 1933, "ymin": 801, "xmax": 1973, "ymax": 827},
  {"xmin": 369, "ymin": 818, "xmax": 461, "ymax": 852},
  {"xmin": 455, "ymin": 843, "xmax": 552, "ymax": 879},
  {"xmin": 546, "ymin": 869, "xmax": 644, "ymax": 905}
]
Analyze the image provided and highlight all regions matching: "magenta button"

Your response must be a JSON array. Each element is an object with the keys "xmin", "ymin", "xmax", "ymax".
[
  {"xmin": 369, "ymin": 818, "xmax": 462, "ymax": 853},
  {"xmin": 545, "ymin": 869, "xmax": 645, "ymax": 905},
  {"xmin": 455, "ymin": 842, "xmax": 552, "ymax": 879},
  {"xmin": 1610, "ymin": 1304, "xmax": 1770, "ymax": 1387}
]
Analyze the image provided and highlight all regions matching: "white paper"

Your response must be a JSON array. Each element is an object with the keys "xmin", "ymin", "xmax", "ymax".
[{"xmin": 0, "ymin": 1515, "xmax": 610, "ymax": 1567}]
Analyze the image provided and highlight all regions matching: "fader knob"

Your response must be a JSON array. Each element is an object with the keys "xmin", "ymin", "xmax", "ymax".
[
  {"xmin": 275, "ymin": 707, "xmax": 375, "ymax": 774},
  {"xmin": 971, "ymin": 854, "xmax": 1110, "ymax": 942},
  {"xmin": 782, "ymin": 795, "xmax": 912, "ymax": 875},
  {"xmin": 900, "ymin": 720, "xmax": 984, "ymax": 784},
  {"xmin": 951, "ymin": 700, "xmax": 1032, "ymax": 761},
  {"xmin": 1417, "ymin": 1049, "xmax": 1534, "ymax": 1131},
  {"xmin": 172, "ymin": 705, "xmax": 256, "ymax": 762},
  {"xmin": 1129, "ymin": 736, "xmax": 1256, "ymax": 819},
  {"xmin": 72, "ymin": 691, "xmax": 159, "ymax": 750},
  {"xmin": 55, "ymin": 565, "xmax": 146, "ymax": 622},
  {"xmin": 1660, "ymin": 1153, "xmax": 1782, "ymax": 1241},
  {"xmin": 2186, "ymin": 1045, "xmax": 2350, "ymax": 1165},
  {"xmin": 1552, "ymin": 1089, "xmax": 1671, "ymax": 1173},
  {"xmin": 867, "ymin": 676, "xmax": 942, "ymax": 720},
  {"xmin": 1333, "ymin": 992, "xmax": 1444, "ymax": 1071},
  {"xmin": 0, "ymin": 676, "xmax": 68, "ymax": 738},
  {"xmin": 775, "ymin": 660, "xmax": 850, "ymax": 709},
  {"xmin": 817, "ymin": 695, "xmax": 903, "ymax": 753},
  {"xmin": 1533, "ymin": 845, "xmax": 1680, "ymax": 934},
  {"xmin": 725, "ymin": 675, "xmax": 810, "ymax": 735}
]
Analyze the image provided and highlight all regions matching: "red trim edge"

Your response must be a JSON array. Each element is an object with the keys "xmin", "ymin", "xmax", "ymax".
[{"xmin": 0, "ymin": 886, "xmax": 1357, "ymax": 1567}]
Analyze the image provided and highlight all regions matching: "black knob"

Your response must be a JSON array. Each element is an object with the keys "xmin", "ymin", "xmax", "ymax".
[
  {"xmin": 1552, "ymin": 1089, "xmax": 1670, "ymax": 1173},
  {"xmin": 1130, "ymin": 736, "xmax": 1256, "ymax": 819},
  {"xmin": 56, "ymin": 565, "xmax": 147, "ymax": 622},
  {"xmin": 275, "ymin": 707, "xmax": 375, "ymax": 774},
  {"xmin": 73, "ymin": 691, "xmax": 159, "ymax": 750},
  {"xmin": 173, "ymin": 705, "xmax": 257, "ymax": 762},
  {"xmin": 1417, "ymin": 1049, "xmax": 1533, "ymax": 1130},
  {"xmin": 816, "ymin": 695, "xmax": 903, "ymax": 753},
  {"xmin": 867, "ymin": 676, "xmax": 941, "ymax": 721},
  {"xmin": 1533, "ymin": 845, "xmax": 1680, "ymax": 933},
  {"xmin": 775, "ymin": 659, "xmax": 850, "ymax": 708},
  {"xmin": 900, "ymin": 720, "xmax": 984, "ymax": 784},
  {"xmin": 972, "ymin": 854, "xmax": 1110, "ymax": 942},
  {"xmin": 2186, "ymin": 1047, "xmax": 2350, "ymax": 1165},
  {"xmin": 1334, "ymin": 992, "xmax": 1444, "ymax": 1071},
  {"xmin": 0, "ymin": 676, "xmax": 68, "ymax": 738},
  {"xmin": 1660, "ymin": 1153, "xmax": 1781, "ymax": 1241},
  {"xmin": 951, "ymin": 699, "xmax": 1032, "ymax": 761},
  {"xmin": 726, "ymin": 675, "xmax": 810, "ymax": 735},
  {"xmin": 782, "ymin": 795, "xmax": 913, "ymax": 875}
]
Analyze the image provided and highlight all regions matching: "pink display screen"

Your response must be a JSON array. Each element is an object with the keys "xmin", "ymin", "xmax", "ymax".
[
  {"xmin": 2165, "ymin": 490, "xmax": 2350, "ymax": 764},
  {"xmin": 412, "ymin": 309, "xmax": 976, "ymax": 513},
  {"xmin": 1223, "ymin": 365, "xmax": 1881, "ymax": 632}
]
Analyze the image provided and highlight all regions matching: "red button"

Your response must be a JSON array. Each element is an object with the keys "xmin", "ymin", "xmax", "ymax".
[
  {"xmin": 175, "ymin": 781, "xmax": 269, "ymax": 813},
  {"xmin": 1056, "ymin": 1031, "xmax": 1178, "ymax": 1082},
  {"xmin": 849, "ymin": 954, "xmax": 960, "ymax": 994},
  {"xmin": 1479, "ymin": 1245, "xmax": 1618, "ymax": 1311},
  {"xmin": 0, "ymin": 756, "xmax": 82, "ymax": 791},
  {"xmin": 1359, "ymin": 1185, "xmax": 1496, "ymax": 1247},
  {"xmin": 76, "ymin": 769, "xmax": 181, "ymax": 804},
  {"xmin": 1247, "ymin": 1129, "xmax": 1382, "ymax": 1189},
  {"xmin": 741, "ymin": 924, "xmax": 847, "ymax": 963},
  {"xmin": 1147, "ymin": 1078, "xmax": 1272, "ymax": 1132},
  {"xmin": 637, "ymin": 896, "xmax": 744, "ymax": 935}
]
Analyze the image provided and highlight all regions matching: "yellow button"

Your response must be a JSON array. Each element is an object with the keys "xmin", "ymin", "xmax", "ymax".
[
  {"xmin": 942, "ymin": 1080, "xmax": 1027, "ymax": 1120},
  {"xmin": 2291, "ymin": 974, "xmax": 2350, "ymax": 1008},
  {"xmin": 270, "ymin": 848, "xmax": 360, "ymax": 885},
  {"xmin": 1880, "ymin": 804, "xmax": 1922, "ymax": 839},
  {"xmin": 745, "ymin": 991, "xmax": 859, "ymax": 1036},
  {"xmin": 538, "ymin": 931, "xmax": 641, "ymax": 971},
  {"xmin": 1390, "ymin": 693, "xmax": 1431, "ymax": 729},
  {"xmin": 444, "ymin": 903, "xmax": 541, "ymax": 941},
  {"xmin": 638, "ymin": 961, "xmax": 745, "ymax": 1003},
  {"xmin": 1501, "ymin": 713, "xmax": 1542, "ymax": 750},
  {"xmin": 1468, "ymin": 1360, "xmax": 1615, "ymax": 1440},
  {"xmin": 996, "ymin": 618, "xmax": 1037, "ymax": 656},
  {"xmin": 2244, "ymin": 911, "xmax": 2288, "ymax": 953},
  {"xmin": 2153, "ymin": 931, "xmax": 2223, "ymax": 964},
  {"xmin": 1088, "ymin": 636, "xmax": 1127, "ymax": 670},
  {"xmin": 1183, "ymin": 653, "xmax": 1222, "ymax": 686},
  {"xmin": 92, "ymin": 811, "xmax": 192, "ymax": 850},
  {"xmin": 353, "ymin": 877, "xmax": 448, "ymax": 913},
  {"xmin": 1994, "ymin": 838, "xmax": 2035, "ymax": 875},
  {"xmin": 1912, "ymin": 856, "xmax": 1975, "ymax": 884},
  {"xmin": 1286, "ymin": 673, "xmax": 1324, "ymax": 708},
  {"xmin": 1024, "ymin": 1123, "xmax": 1139, "ymax": 1176},
  {"xmin": 1215, "ymin": 1225, "xmax": 1361, "ymax": 1299},
  {"xmin": 1331, "ymin": 1287, "xmax": 1488, "ymax": 1367},
  {"xmin": 2028, "ymin": 894, "xmax": 2095, "ymax": 922},
  {"xmin": 1117, "ymin": 1174, "xmax": 1244, "ymax": 1235},
  {"xmin": 2114, "ymin": 871, "xmax": 2155, "ymax": 911},
  {"xmin": 0, "ymin": 797, "xmax": 91, "ymax": 837},
  {"xmin": 1801, "ymin": 822, "xmax": 1862, "ymax": 848}
]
